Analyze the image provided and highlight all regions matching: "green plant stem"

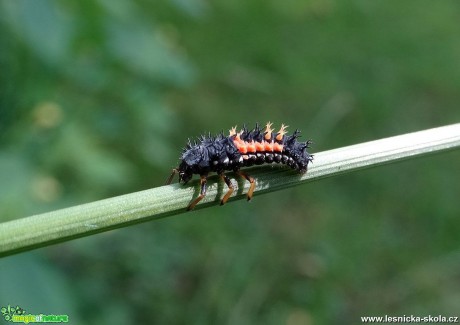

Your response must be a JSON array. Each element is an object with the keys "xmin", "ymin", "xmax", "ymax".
[{"xmin": 1, "ymin": 123, "xmax": 460, "ymax": 257}]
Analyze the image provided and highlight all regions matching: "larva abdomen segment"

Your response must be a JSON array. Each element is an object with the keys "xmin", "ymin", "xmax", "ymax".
[{"xmin": 231, "ymin": 122, "xmax": 310, "ymax": 171}]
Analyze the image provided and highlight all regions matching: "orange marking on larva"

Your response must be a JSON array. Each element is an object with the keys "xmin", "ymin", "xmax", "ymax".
[
  {"xmin": 264, "ymin": 141, "xmax": 274, "ymax": 152},
  {"xmin": 236, "ymin": 141, "xmax": 247, "ymax": 154},
  {"xmin": 229, "ymin": 126, "xmax": 238, "ymax": 136},
  {"xmin": 264, "ymin": 122, "xmax": 274, "ymax": 141},
  {"xmin": 247, "ymin": 141, "xmax": 256, "ymax": 153},
  {"xmin": 274, "ymin": 143, "xmax": 283, "ymax": 152},
  {"xmin": 233, "ymin": 139, "xmax": 242, "ymax": 150},
  {"xmin": 235, "ymin": 132, "xmax": 242, "ymax": 142},
  {"xmin": 255, "ymin": 141, "xmax": 265, "ymax": 152},
  {"xmin": 276, "ymin": 124, "xmax": 288, "ymax": 141}
]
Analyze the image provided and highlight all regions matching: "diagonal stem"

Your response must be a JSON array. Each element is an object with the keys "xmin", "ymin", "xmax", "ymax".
[{"xmin": 1, "ymin": 123, "xmax": 460, "ymax": 257}]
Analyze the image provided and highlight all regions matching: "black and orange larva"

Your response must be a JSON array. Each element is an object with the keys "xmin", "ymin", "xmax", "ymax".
[{"xmin": 166, "ymin": 122, "xmax": 313, "ymax": 210}]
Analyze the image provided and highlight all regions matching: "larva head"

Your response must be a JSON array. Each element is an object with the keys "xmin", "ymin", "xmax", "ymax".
[
  {"xmin": 177, "ymin": 145, "xmax": 207, "ymax": 183},
  {"xmin": 178, "ymin": 169, "xmax": 193, "ymax": 183},
  {"xmin": 177, "ymin": 161, "xmax": 194, "ymax": 183}
]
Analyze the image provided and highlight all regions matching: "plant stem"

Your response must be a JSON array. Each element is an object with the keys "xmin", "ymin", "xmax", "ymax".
[{"xmin": 1, "ymin": 123, "xmax": 460, "ymax": 257}]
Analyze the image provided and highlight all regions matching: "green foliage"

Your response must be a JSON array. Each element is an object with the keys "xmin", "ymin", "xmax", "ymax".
[{"xmin": 1, "ymin": 0, "xmax": 460, "ymax": 323}]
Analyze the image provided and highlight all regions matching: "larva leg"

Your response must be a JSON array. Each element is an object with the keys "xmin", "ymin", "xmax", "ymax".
[
  {"xmin": 187, "ymin": 175, "xmax": 208, "ymax": 211},
  {"xmin": 237, "ymin": 171, "xmax": 255, "ymax": 201},
  {"xmin": 220, "ymin": 173, "xmax": 234, "ymax": 205},
  {"xmin": 165, "ymin": 168, "xmax": 178, "ymax": 185}
]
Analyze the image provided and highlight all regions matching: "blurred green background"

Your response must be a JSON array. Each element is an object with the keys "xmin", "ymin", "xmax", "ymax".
[{"xmin": 1, "ymin": 0, "xmax": 460, "ymax": 324}]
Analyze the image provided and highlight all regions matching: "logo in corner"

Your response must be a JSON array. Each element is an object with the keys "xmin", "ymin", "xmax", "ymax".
[
  {"xmin": 1, "ymin": 306, "xmax": 25, "ymax": 322},
  {"xmin": 1, "ymin": 305, "xmax": 68, "ymax": 323}
]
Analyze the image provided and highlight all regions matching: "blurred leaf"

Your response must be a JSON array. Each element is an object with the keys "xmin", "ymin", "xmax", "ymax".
[
  {"xmin": 0, "ymin": 152, "xmax": 34, "ymax": 221},
  {"xmin": 106, "ymin": 20, "xmax": 195, "ymax": 86},
  {"xmin": 1, "ymin": 0, "xmax": 74, "ymax": 65},
  {"xmin": 43, "ymin": 123, "xmax": 134, "ymax": 197},
  {"xmin": 0, "ymin": 252, "xmax": 80, "ymax": 322}
]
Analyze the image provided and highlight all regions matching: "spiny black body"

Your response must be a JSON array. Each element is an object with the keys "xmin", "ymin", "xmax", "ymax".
[{"xmin": 166, "ymin": 122, "xmax": 313, "ymax": 210}]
